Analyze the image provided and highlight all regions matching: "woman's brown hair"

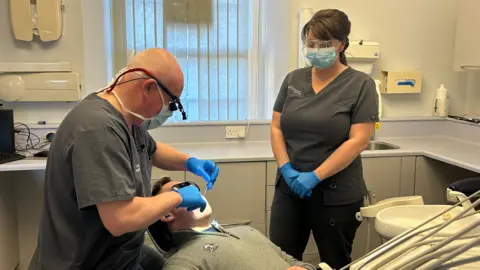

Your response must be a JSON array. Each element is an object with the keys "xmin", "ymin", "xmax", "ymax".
[{"xmin": 301, "ymin": 9, "xmax": 351, "ymax": 65}]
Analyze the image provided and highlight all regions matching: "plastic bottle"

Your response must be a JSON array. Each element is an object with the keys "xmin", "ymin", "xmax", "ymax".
[{"xmin": 433, "ymin": 84, "xmax": 450, "ymax": 117}]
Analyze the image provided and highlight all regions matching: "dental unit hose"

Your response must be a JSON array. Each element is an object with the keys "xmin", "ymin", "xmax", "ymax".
[
  {"xmin": 345, "ymin": 189, "xmax": 480, "ymax": 270},
  {"xmin": 395, "ymin": 196, "xmax": 480, "ymax": 269},
  {"xmin": 367, "ymin": 195, "xmax": 480, "ymax": 270}
]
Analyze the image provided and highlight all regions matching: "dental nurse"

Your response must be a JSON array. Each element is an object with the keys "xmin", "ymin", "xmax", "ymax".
[{"xmin": 269, "ymin": 9, "xmax": 379, "ymax": 269}]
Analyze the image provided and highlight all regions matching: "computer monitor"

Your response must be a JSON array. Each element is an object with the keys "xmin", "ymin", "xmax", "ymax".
[{"xmin": 0, "ymin": 109, "xmax": 15, "ymax": 155}]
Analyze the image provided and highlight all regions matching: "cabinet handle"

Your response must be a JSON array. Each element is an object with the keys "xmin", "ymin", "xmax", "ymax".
[{"xmin": 461, "ymin": 65, "xmax": 480, "ymax": 71}]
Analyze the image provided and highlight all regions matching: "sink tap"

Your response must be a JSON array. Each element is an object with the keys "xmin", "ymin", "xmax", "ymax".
[{"xmin": 446, "ymin": 188, "xmax": 475, "ymax": 215}]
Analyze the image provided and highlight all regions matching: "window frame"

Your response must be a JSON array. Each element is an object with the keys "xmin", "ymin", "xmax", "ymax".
[{"xmin": 110, "ymin": 0, "xmax": 264, "ymax": 126}]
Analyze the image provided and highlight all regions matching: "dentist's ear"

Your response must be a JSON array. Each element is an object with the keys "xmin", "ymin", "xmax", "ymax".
[{"xmin": 142, "ymin": 79, "xmax": 156, "ymax": 94}]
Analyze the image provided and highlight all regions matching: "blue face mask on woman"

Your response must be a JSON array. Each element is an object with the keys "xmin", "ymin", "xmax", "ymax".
[{"xmin": 306, "ymin": 47, "xmax": 337, "ymax": 69}]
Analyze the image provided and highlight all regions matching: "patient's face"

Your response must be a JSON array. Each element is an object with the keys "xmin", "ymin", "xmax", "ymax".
[{"xmin": 159, "ymin": 180, "xmax": 213, "ymax": 231}]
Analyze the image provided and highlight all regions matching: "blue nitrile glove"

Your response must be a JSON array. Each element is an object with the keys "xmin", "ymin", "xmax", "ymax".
[
  {"xmin": 174, "ymin": 185, "xmax": 207, "ymax": 212},
  {"xmin": 291, "ymin": 172, "xmax": 322, "ymax": 198},
  {"xmin": 185, "ymin": 157, "xmax": 219, "ymax": 190},
  {"xmin": 279, "ymin": 162, "xmax": 300, "ymax": 188}
]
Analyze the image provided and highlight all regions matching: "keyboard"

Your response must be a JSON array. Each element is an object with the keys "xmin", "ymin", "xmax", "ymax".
[{"xmin": 0, "ymin": 153, "xmax": 26, "ymax": 164}]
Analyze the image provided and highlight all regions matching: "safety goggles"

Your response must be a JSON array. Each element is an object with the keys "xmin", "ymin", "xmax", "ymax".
[
  {"xmin": 106, "ymin": 67, "xmax": 187, "ymax": 120},
  {"xmin": 171, "ymin": 181, "xmax": 200, "ymax": 192},
  {"xmin": 303, "ymin": 39, "xmax": 335, "ymax": 49}
]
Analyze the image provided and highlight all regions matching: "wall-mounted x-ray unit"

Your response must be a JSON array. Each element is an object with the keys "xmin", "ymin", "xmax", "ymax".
[
  {"xmin": 0, "ymin": 62, "xmax": 81, "ymax": 102},
  {"xmin": 9, "ymin": 0, "xmax": 64, "ymax": 42}
]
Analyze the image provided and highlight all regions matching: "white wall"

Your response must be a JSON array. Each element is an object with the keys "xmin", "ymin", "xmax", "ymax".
[
  {"xmin": 1, "ymin": 0, "xmax": 478, "ymax": 141},
  {"xmin": 288, "ymin": 0, "xmax": 469, "ymax": 117},
  {"xmin": 465, "ymin": 73, "xmax": 480, "ymax": 116},
  {"xmin": 0, "ymin": 0, "xmax": 84, "ymax": 124},
  {"xmin": 0, "ymin": 0, "xmax": 111, "ymax": 125}
]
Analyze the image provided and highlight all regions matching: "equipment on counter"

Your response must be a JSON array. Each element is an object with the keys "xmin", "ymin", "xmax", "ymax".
[
  {"xmin": 0, "ymin": 108, "xmax": 25, "ymax": 164},
  {"xmin": 433, "ymin": 84, "xmax": 450, "ymax": 117}
]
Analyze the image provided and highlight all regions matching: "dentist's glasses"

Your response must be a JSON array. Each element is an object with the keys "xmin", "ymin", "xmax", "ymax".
[
  {"xmin": 170, "ymin": 181, "xmax": 200, "ymax": 192},
  {"xmin": 106, "ymin": 67, "xmax": 187, "ymax": 120}
]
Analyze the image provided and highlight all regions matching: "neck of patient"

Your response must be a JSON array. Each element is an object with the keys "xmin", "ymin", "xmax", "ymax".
[
  {"xmin": 191, "ymin": 216, "xmax": 212, "ymax": 231},
  {"xmin": 172, "ymin": 217, "xmax": 212, "ymax": 232}
]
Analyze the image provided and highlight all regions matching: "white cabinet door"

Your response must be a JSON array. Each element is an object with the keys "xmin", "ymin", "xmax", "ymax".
[
  {"xmin": 352, "ymin": 157, "xmax": 402, "ymax": 261},
  {"xmin": 453, "ymin": 0, "xmax": 480, "ymax": 71},
  {"xmin": 0, "ymin": 179, "xmax": 19, "ymax": 270},
  {"xmin": 186, "ymin": 162, "xmax": 267, "ymax": 234},
  {"xmin": 414, "ymin": 156, "xmax": 479, "ymax": 204},
  {"xmin": 151, "ymin": 167, "xmax": 185, "ymax": 184}
]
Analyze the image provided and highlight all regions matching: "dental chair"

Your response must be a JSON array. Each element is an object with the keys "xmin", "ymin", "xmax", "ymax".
[
  {"xmin": 447, "ymin": 177, "xmax": 480, "ymax": 212},
  {"xmin": 316, "ymin": 185, "xmax": 480, "ymax": 270}
]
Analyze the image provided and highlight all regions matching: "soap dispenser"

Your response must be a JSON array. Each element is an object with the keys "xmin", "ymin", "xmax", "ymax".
[{"xmin": 433, "ymin": 84, "xmax": 450, "ymax": 117}]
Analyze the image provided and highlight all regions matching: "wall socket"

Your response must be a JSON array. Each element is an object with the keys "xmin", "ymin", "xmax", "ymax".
[{"xmin": 225, "ymin": 126, "xmax": 246, "ymax": 139}]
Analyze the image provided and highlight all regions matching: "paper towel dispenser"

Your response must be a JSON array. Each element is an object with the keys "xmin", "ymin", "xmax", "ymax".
[
  {"xmin": 9, "ymin": 0, "xmax": 64, "ymax": 42},
  {"xmin": 0, "ymin": 73, "xmax": 81, "ymax": 102}
]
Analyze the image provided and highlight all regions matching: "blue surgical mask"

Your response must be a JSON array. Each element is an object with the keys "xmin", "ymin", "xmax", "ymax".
[
  {"xmin": 140, "ymin": 88, "xmax": 173, "ymax": 130},
  {"xmin": 141, "ymin": 106, "xmax": 173, "ymax": 130},
  {"xmin": 306, "ymin": 47, "xmax": 337, "ymax": 69}
]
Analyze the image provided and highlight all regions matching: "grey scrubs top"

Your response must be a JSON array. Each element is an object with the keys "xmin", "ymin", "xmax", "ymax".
[
  {"xmin": 29, "ymin": 93, "xmax": 157, "ymax": 270},
  {"xmin": 273, "ymin": 67, "xmax": 379, "ymax": 205}
]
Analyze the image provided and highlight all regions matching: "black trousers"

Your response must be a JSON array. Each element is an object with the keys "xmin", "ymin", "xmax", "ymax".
[{"xmin": 269, "ymin": 177, "xmax": 362, "ymax": 270}]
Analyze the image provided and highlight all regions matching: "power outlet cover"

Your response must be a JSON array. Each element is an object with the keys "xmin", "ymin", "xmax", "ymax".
[{"xmin": 225, "ymin": 126, "xmax": 246, "ymax": 139}]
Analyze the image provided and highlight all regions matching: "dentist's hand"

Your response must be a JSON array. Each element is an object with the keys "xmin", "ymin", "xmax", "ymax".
[
  {"xmin": 174, "ymin": 185, "xmax": 207, "ymax": 212},
  {"xmin": 279, "ymin": 162, "xmax": 300, "ymax": 189},
  {"xmin": 185, "ymin": 157, "xmax": 219, "ymax": 190},
  {"xmin": 291, "ymin": 172, "xmax": 322, "ymax": 198}
]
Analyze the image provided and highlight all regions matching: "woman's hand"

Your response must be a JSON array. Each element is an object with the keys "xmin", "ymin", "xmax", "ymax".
[
  {"xmin": 279, "ymin": 162, "xmax": 300, "ymax": 188},
  {"xmin": 291, "ymin": 171, "xmax": 322, "ymax": 198}
]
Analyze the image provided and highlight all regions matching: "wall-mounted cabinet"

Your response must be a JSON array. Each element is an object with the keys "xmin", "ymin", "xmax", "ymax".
[{"xmin": 453, "ymin": 0, "xmax": 480, "ymax": 72}]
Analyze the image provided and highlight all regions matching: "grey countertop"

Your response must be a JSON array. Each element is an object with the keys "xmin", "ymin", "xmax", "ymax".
[{"xmin": 1, "ymin": 136, "xmax": 480, "ymax": 173}]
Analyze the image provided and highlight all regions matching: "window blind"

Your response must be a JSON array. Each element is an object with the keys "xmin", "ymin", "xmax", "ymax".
[{"xmin": 123, "ymin": 0, "xmax": 259, "ymax": 122}]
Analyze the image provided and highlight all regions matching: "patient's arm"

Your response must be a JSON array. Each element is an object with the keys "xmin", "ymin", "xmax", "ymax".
[{"xmin": 266, "ymin": 239, "xmax": 317, "ymax": 270}]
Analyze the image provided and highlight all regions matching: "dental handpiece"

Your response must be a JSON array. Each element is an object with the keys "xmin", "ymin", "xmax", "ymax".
[{"xmin": 203, "ymin": 184, "xmax": 208, "ymax": 197}]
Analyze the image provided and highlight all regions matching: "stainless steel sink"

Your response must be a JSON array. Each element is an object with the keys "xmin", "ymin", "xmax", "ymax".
[{"xmin": 367, "ymin": 141, "xmax": 400, "ymax": 150}]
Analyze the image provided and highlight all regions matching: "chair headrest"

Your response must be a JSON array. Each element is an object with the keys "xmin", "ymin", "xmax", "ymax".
[{"xmin": 449, "ymin": 177, "xmax": 480, "ymax": 197}]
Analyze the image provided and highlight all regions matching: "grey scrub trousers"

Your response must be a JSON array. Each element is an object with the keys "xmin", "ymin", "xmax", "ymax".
[
  {"xmin": 269, "ymin": 67, "xmax": 379, "ymax": 269},
  {"xmin": 28, "ymin": 93, "xmax": 165, "ymax": 270}
]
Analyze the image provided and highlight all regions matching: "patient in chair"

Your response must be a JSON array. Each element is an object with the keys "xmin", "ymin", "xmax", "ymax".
[{"xmin": 148, "ymin": 177, "xmax": 316, "ymax": 270}]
